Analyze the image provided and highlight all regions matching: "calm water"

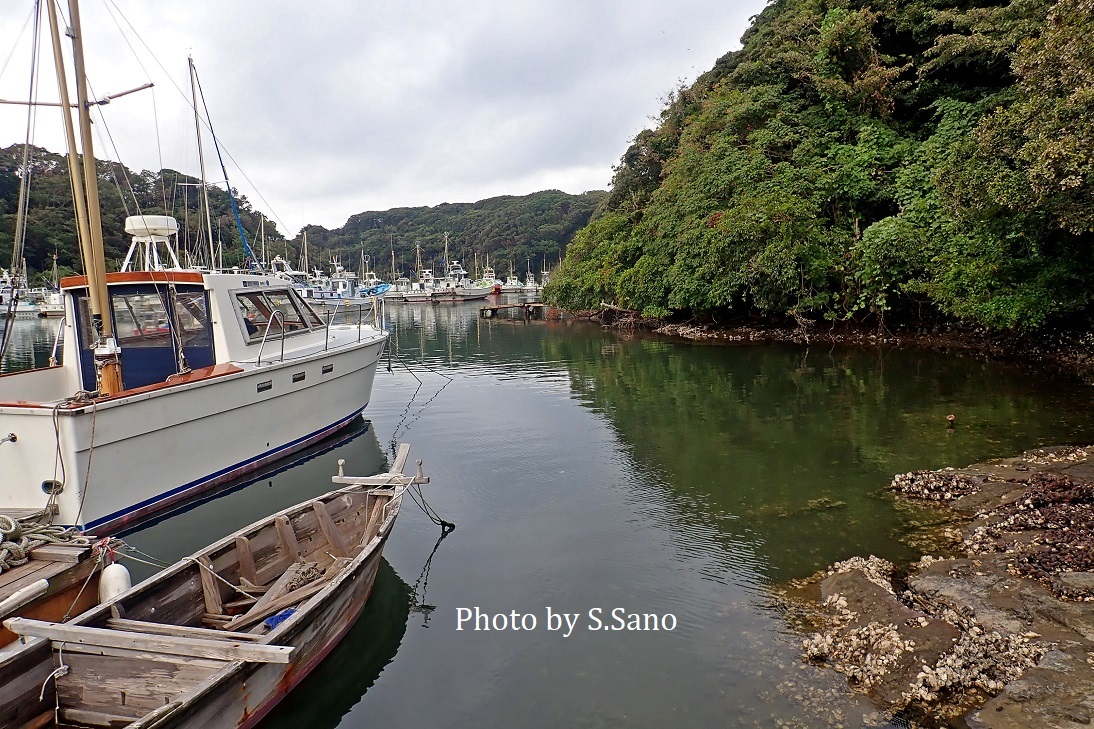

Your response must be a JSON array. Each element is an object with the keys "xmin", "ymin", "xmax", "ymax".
[{"xmin": 4, "ymin": 305, "xmax": 1094, "ymax": 727}]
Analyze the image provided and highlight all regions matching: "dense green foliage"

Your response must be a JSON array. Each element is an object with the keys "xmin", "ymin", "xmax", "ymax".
[
  {"xmin": 544, "ymin": 0, "xmax": 1094, "ymax": 331},
  {"xmin": 302, "ymin": 190, "xmax": 604, "ymax": 279},
  {"xmin": 0, "ymin": 145, "xmax": 284, "ymax": 282},
  {"xmin": 0, "ymin": 144, "xmax": 603, "ymax": 283}
]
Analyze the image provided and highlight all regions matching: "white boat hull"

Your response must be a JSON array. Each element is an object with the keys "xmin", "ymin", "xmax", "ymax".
[{"xmin": 0, "ymin": 337, "xmax": 385, "ymax": 533}]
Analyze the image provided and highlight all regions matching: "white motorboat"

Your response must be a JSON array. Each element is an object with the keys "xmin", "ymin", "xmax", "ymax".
[
  {"xmin": 431, "ymin": 234, "xmax": 492, "ymax": 302},
  {"xmin": 0, "ymin": 4, "xmax": 389, "ymax": 534}
]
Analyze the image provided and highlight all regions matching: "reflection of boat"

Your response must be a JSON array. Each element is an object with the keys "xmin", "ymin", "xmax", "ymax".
[
  {"xmin": 0, "ymin": 5, "xmax": 389, "ymax": 534},
  {"xmin": 2, "ymin": 446, "xmax": 427, "ymax": 729}
]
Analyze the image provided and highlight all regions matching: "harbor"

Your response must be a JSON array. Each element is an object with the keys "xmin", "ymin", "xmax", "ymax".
[{"xmin": 5, "ymin": 303, "xmax": 1094, "ymax": 728}]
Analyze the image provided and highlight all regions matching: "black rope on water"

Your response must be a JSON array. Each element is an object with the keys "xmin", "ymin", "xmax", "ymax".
[
  {"xmin": 386, "ymin": 346, "xmax": 452, "ymax": 453},
  {"xmin": 409, "ymin": 517, "xmax": 454, "ymax": 627}
]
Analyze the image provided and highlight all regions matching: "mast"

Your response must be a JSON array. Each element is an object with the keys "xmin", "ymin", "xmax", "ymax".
[
  {"xmin": 62, "ymin": 0, "xmax": 122, "ymax": 393},
  {"xmin": 189, "ymin": 56, "xmax": 215, "ymax": 270}
]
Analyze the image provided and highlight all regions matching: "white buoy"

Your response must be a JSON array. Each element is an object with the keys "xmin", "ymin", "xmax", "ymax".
[{"xmin": 98, "ymin": 562, "xmax": 132, "ymax": 603}]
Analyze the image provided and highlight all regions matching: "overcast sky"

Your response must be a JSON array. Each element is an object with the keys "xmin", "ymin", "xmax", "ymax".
[{"xmin": 0, "ymin": 0, "xmax": 766, "ymax": 236}]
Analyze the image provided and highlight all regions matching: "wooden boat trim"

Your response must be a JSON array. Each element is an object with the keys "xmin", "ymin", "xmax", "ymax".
[
  {"xmin": 60, "ymin": 270, "xmax": 206, "ymax": 288},
  {"xmin": 3, "ymin": 617, "xmax": 295, "ymax": 663},
  {"xmin": 0, "ymin": 363, "xmax": 244, "ymax": 409}
]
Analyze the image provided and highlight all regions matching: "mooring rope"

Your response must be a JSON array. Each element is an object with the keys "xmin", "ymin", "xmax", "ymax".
[{"xmin": 0, "ymin": 514, "xmax": 93, "ymax": 572}]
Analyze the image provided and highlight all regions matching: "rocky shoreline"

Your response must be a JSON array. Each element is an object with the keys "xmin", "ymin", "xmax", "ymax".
[
  {"xmin": 787, "ymin": 446, "xmax": 1094, "ymax": 728},
  {"xmin": 562, "ymin": 306, "xmax": 1094, "ymax": 381}
]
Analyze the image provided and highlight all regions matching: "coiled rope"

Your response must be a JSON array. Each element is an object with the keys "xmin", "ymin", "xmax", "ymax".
[{"xmin": 0, "ymin": 514, "xmax": 93, "ymax": 572}]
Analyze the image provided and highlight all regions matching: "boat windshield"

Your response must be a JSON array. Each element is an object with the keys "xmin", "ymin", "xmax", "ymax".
[{"xmin": 235, "ymin": 288, "xmax": 322, "ymax": 342}]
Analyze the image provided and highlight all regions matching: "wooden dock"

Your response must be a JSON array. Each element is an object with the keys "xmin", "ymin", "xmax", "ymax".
[
  {"xmin": 480, "ymin": 302, "xmax": 547, "ymax": 319},
  {"xmin": 0, "ymin": 541, "xmax": 101, "ymax": 648}
]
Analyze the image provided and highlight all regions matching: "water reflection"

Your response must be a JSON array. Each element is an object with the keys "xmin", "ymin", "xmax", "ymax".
[
  {"xmin": 0, "ymin": 317, "xmax": 62, "ymax": 372},
  {"xmin": 262, "ymin": 560, "xmax": 412, "ymax": 729},
  {"xmin": 117, "ymin": 417, "xmax": 388, "ymax": 581},
  {"xmin": 5, "ymin": 306, "xmax": 1094, "ymax": 727}
]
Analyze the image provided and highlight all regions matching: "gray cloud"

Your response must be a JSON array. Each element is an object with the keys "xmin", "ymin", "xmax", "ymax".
[{"xmin": 0, "ymin": 0, "xmax": 765, "ymax": 234}]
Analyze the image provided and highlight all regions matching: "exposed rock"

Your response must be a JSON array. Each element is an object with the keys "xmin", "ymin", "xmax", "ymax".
[{"xmin": 797, "ymin": 446, "xmax": 1094, "ymax": 727}]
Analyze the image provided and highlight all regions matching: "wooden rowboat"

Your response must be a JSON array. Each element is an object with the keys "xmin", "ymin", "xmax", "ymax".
[{"xmin": 0, "ymin": 444, "xmax": 427, "ymax": 729}]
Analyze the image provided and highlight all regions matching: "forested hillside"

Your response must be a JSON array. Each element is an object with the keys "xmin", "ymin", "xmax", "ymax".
[
  {"xmin": 544, "ymin": 0, "xmax": 1093, "ymax": 332},
  {"xmin": 0, "ymin": 144, "xmax": 603, "ymax": 282}
]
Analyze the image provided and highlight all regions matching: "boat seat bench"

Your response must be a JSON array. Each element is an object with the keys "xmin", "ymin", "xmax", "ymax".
[{"xmin": 3, "ymin": 617, "xmax": 294, "ymax": 663}]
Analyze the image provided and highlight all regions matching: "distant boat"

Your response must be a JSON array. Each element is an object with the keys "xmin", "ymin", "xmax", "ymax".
[
  {"xmin": 402, "ymin": 242, "xmax": 437, "ymax": 303},
  {"xmin": 1, "ymin": 445, "xmax": 428, "ymax": 729},
  {"xmin": 431, "ymin": 234, "xmax": 492, "ymax": 302}
]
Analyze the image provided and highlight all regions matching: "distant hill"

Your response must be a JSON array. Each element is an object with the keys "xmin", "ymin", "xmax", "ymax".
[
  {"xmin": 0, "ymin": 144, "xmax": 605, "ymax": 281},
  {"xmin": 301, "ymin": 189, "xmax": 606, "ymax": 278}
]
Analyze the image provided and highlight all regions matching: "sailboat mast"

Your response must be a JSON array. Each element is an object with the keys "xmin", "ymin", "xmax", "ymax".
[
  {"xmin": 189, "ymin": 56, "xmax": 216, "ymax": 270},
  {"xmin": 64, "ymin": 0, "xmax": 122, "ymax": 393}
]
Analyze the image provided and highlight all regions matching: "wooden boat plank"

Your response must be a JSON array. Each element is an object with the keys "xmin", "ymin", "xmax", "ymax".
[
  {"xmin": 311, "ymin": 500, "xmax": 349, "ymax": 558},
  {"xmin": 28, "ymin": 543, "xmax": 88, "ymax": 563},
  {"xmin": 235, "ymin": 536, "xmax": 258, "ymax": 585},
  {"xmin": 274, "ymin": 515, "xmax": 301, "ymax": 563},
  {"xmin": 0, "ymin": 638, "xmax": 54, "ymax": 728},
  {"xmin": 4, "ymin": 618, "xmax": 295, "ymax": 663},
  {"xmin": 56, "ymin": 640, "xmax": 227, "ymax": 669},
  {"xmin": 196, "ymin": 555, "xmax": 225, "ymax": 616},
  {"xmin": 59, "ymin": 707, "xmax": 143, "ymax": 728},
  {"xmin": 222, "ymin": 577, "xmax": 329, "ymax": 632},
  {"xmin": 105, "ymin": 617, "xmax": 261, "ymax": 642},
  {"xmin": 57, "ymin": 650, "xmax": 220, "ymax": 717}
]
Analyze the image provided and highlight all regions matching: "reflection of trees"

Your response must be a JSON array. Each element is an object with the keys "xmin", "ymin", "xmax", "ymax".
[{"xmin": 544, "ymin": 334, "xmax": 1094, "ymax": 580}]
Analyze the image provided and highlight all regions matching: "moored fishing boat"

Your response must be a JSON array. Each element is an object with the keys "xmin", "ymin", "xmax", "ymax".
[
  {"xmin": 1, "ymin": 445, "xmax": 427, "ymax": 729},
  {"xmin": 0, "ymin": 0, "xmax": 389, "ymax": 535},
  {"xmin": 431, "ymin": 234, "xmax": 492, "ymax": 302}
]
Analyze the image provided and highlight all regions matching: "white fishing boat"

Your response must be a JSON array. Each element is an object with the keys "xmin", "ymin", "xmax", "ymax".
[
  {"xmin": 402, "ymin": 242, "xmax": 437, "ymax": 303},
  {"xmin": 432, "ymin": 234, "xmax": 492, "ymax": 302},
  {"xmin": 501, "ymin": 263, "xmax": 523, "ymax": 293},
  {"xmin": 0, "ymin": 3, "xmax": 389, "ymax": 535}
]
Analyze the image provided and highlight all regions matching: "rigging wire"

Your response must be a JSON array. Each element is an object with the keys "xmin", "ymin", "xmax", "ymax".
[{"xmin": 100, "ymin": 0, "xmax": 295, "ymax": 238}]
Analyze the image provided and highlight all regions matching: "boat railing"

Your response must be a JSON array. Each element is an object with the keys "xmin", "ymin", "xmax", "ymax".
[
  {"xmin": 48, "ymin": 317, "xmax": 64, "ymax": 366},
  {"xmin": 255, "ymin": 310, "xmax": 286, "ymax": 365}
]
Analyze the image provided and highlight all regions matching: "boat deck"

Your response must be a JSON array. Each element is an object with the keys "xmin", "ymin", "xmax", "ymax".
[{"xmin": 0, "ymin": 539, "xmax": 101, "ymax": 647}]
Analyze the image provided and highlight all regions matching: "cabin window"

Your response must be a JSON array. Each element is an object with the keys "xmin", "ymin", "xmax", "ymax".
[
  {"xmin": 173, "ymin": 290, "xmax": 210, "ymax": 346},
  {"xmin": 235, "ymin": 288, "xmax": 319, "ymax": 342},
  {"xmin": 111, "ymin": 292, "xmax": 171, "ymax": 348}
]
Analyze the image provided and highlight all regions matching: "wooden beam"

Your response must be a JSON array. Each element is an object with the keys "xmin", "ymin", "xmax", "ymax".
[
  {"xmin": 363, "ymin": 497, "xmax": 387, "ymax": 545},
  {"xmin": 222, "ymin": 578, "xmax": 328, "ymax": 632},
  {"xmin": 311, "ymin": 501, "xmax": 348, "ymax": 558},
  {"xmin": 235, "ymin": 536, "xmax": 258, "ymax": 586},
  {"xmin": 0, "ymin": 578, "xmax": 48, "ymax": 619},
  {"xmin": 105, "ymin": 618, "xmax": 261, "ymax": 642},
  {"xmin": 390, "ymin": 442, "xmax": 412, "ymax": 474},
  {"xmin": 274, "ymin": 515, "xmax": 301, "ymax": 563},
  {"xmin": 196, "ymin": 555, "xmax": 224, "ymax": 616},
  {"xmin": 3, "ymin": 618, "xmax": 295, "ymax": 664},
  {"xmin": 28, "ymin": 544, "xmax": 87, "ymax": 563},
  {"xmin": 59, "ymin": 707, "xmax": 141, "ymax": 728}
]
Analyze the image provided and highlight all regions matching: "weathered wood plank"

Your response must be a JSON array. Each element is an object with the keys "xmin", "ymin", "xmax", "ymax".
[
  {"xmin": 235, "ymin": 562, "xmax": 315, "ymax": 629},
  {"xmin": 0, "ymin": 578, "xmax": 48, "ymax": 619},
  {"xmin": 55, "ymin": 640, "xmax": 226, "ymax": 669},
  {"xmin": 27, "ymin": 543, "xmax": 87, "ymax": 563},
  {"xmin": 196, "ymin": 555, "xmax": 224, "ymax": 616},
  {"xmin": 235, "ymin": 536, "xmax": 258, "ymax": 585},
  {"xmin": 363, "ymin": 497, "xmax": 388, "ymax": 545},
  {"xmin": 59, "ymin": 707, "xmax": 142, "ymax": 728},
  {"xmin": 274, "ymin": 515, "xmax": 301, "ymax": 564},
  {"xmin": 105, "ymin": 618, "xmax": 261, "ymax": 642},
  {"xmin": 4, "ymin": 618, "xmax": 295, "ymax": 664},
  {"xmin": 223, "ymin": 577, "xmax": 328, "ymax": 632},
  {"xmin": 311, "ymin": 500, "xmax": 348, "ymax": 558}
]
